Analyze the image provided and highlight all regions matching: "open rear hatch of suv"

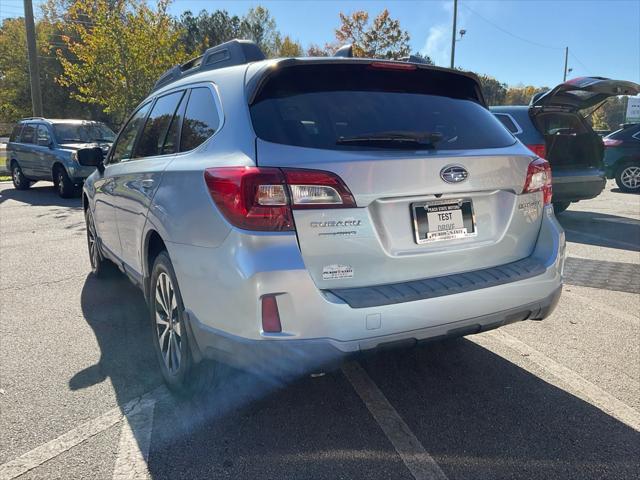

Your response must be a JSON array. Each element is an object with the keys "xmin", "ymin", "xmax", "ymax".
[
  {"xmin": 529, "ymin": 77, "xmax": 640, "ymax": 170},
  {"xmin": 242, "ymin": 60, "xmax": 551, "ymax": 293}
]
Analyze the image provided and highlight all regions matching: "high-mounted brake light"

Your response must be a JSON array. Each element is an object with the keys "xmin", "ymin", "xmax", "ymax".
[
  {"xmin": 204, "ymin": 167, "xmax": 356, "ymax": 231},
  {"xmin": 523, "ymin": 158, "xmax": 553, "ymax": 205},
  {"xmin": 369, "ymin": 61, "xmax": 417, "ymax": 71},
  {"xmin": 526, "ymin": 143, "xmax": 547, "ymax": 159}
]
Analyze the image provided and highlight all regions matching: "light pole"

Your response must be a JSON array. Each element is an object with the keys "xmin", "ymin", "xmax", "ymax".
[
  {"xmin": 450, "ymin": 0, "xmax": 458, "ymax": 68},
  {"xmin": 24, "ymin": 0, "xmax": 43, "ymax": 116}
]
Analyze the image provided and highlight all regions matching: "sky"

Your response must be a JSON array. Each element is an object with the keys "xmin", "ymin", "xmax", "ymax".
[{"xmin": 1, "ymin": 0, "xmax": 639, "ymax": 87}]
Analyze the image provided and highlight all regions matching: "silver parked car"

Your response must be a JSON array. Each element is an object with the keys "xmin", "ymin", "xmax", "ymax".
[{"xmin": 80, "ymin": 40, "xmax": 565, "ymax": 394}]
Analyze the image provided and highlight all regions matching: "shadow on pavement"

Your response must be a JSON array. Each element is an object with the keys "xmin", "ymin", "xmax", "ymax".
[
  {"xmin": 557, "ymin": 210, "xmax": 640, "ymax": 251},
  {"xmin": 610, "ymin": 188, "xmax": 639, "ymax": 195},
  {"xmin": 0, "ymin": 183, "xmax": 82, "ymax": 208},
  {"xmin": 74, "ymin": 269, "xmax": 639, "ymax": 480}
]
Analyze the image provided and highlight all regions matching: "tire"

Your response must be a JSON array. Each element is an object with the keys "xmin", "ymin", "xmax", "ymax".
[
  {"xmin": 553, "ymin": 201, "xmax": 571, "ymax": 214},
  {"xmin": 53, "ymin": 166, "xmax": 75, "ymax": 198},
  {"xmin": 85, "ymin": 208, "xmax": 106, "ymax": 276},
  {"xmin": 149, "ymin": 251, "xmax": 223, "ymax": 395},
  {"xmin": 11, "ymin": 162, "xmax": 31, "ymax": 190},
  {"xmin": 615, "ymin": 163, "xmax": 640, "ymax": 193}
]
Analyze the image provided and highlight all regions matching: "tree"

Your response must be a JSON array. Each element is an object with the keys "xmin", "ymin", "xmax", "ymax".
[
  {"xmin": 477, "ymin": 74, "xmax": 507, "ymax": 106},
  {"xmin": 275, "ymin": 35, "xmax": 303, "ymax": 57},
  {"xmin": 306, "ymin": 43, "xmax": 331, "ymax": 57},
  {"xmin": 56, "ymin": 0, "xmax": 187, "ymax": 124},
  {"xmin": 504, "ymin": 85, "xmax": 548, "ymax": 106},
  {"xmin": 177, "ymin": 9, "xmax": 242, "ymax": 56},
  {"xmin": 335, "ymin": 9, "xmax": 410, "ymax": 59},
  {"xmin": 239, "ymin": 6, "xmax": 279, "ymax": 57},
  {"xmin": 0, "ymin": 16, "xmax": 89, "ymax": 123},
  {"xmin": 408, "ymin": 51, "xmax": 433, "ymax": 64}
]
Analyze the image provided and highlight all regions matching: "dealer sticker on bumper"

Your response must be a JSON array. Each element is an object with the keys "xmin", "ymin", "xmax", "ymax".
[{"xmin": 323, "ymin": 264, "xmax": 354, "ymax": 280}]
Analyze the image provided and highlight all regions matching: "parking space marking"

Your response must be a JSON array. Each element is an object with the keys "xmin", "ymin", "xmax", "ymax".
[
  {"xmin": 563, "ymin": 288, "xmax": 640, "ymax": 327},
  {"xmin": 0, "ymin": 386, "xmax": 169, "ymax": 480},
  {"xmin": 564, "ymin": 228, "xmax": 640, "ymax": 250},
  {"xmin": 475, "ymin": 330, "xmax": 640, "ymax": 431},
  {"xmin": 112, "ymin": 398, "xmax": 157, "ymax": 480},
  {"xmin": 342, "ymin": 362, "xmax": 448, "ymax": 480},
  {"xmin": 593, "ymin": 217, "xmax": 640, "ymax": 226}
]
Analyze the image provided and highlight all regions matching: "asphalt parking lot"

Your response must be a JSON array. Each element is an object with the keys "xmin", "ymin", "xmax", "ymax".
[{"xmin": 0, "ymin": 180, "xmax": 638, "ymax": 480}]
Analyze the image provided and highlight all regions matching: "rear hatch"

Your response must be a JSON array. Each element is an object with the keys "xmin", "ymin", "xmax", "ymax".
[
  {"xmin": 529, "ymin": 77, "xmax": 640, "ymax": 169},
  {"xmin": 249, "ymin": 61, "xmax": 545, "ymax": 289}
]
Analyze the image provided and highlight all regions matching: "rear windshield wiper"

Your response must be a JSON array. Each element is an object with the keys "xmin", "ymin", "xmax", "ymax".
[{"xmin": 336, "ymin": 131, "xmax": 443, "ymax": 149}]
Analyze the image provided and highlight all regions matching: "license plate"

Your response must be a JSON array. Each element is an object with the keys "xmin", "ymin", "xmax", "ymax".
[{"xmin": 412, "ymin": 199, "xmax": 476, "ymax": 244}]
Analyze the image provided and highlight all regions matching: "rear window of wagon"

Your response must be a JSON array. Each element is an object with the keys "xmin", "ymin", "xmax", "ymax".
[{"xmin": 250, "ymin": 63, "xmax": 516, "ymax": 151}]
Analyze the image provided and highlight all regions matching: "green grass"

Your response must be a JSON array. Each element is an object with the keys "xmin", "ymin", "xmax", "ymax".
[{"xmin": 0, "ymin": 175, "xmax": 11, "ymax": 182}]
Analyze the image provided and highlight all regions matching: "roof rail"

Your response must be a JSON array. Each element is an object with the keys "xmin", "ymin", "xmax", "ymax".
[
  {"xmin": 20, "ymin": 117, "xmax": 46, "ymax": 121},
  {"xmin": 152, "ymin": 39, "xmax": 265, "ymax": 92},
  {"xmin": 333, "ymin": 44, "xmax": 353, "ymax": 58}
]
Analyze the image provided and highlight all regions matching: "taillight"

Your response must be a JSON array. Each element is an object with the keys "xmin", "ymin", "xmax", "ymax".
[
  {"xmin": 261, "ymin": 295, "xmax": 282, "ymax": 333},
  {"xmin": 603, "ymin": 138, "xmax": 622, "ymax": 147},
  {"xmin": 204, "ymin": 167, "xmax": 293, "ymax": 231},
  {"xmin": 523, "ymin": 158, "xmax": 553, "ymax": 205},
  {"xmin": 283, "ymin": 169, "xmax": 356, "ymax": 209},
  {"xmin": 526, "ymin": 143, "xmax": 547, "ymax": 159},
  {"xmin": 204, "ymin": 167, "xmax": 356, "ymax": 231}
]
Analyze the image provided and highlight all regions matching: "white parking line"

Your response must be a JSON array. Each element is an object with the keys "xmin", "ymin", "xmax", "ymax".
[
  {"xmin": 112, "ymin": 398, "xmax": 157, "ymax": 480},
  {"xmin": 342, "ymin": 362, "xmax": 448, "ymax": 480},
  {"xmin": 474, "ymin": 330, "xmax": 640, "ymax": 431},
  {"xmin": 564, "ymin": 228, "xmax": 640, "ymax": 250},
  {"xmin": 593, "ymin": 217, "xmax": 640, "ymax": 226},
  {"xmin": 563, "ymin": 288, "xmax": 640, "ymax": 326},
  {"xmin": 0, "ymin": 386, "xmax": 169, "ymax": 480}
]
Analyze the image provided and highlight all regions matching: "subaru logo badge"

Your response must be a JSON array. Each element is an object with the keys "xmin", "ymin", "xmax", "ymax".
[{"xmin": 440, "ymin": 165, "xmax": 469, "ymax": 184}]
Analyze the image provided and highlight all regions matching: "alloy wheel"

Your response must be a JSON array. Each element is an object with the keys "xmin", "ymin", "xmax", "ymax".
[
  {"xmin": 620, "ymin": 166, "xmax": 640, "ymax": 190},
  {"xmin": 12, "ymin": 165, "xmax": 21, "ymax": 185},
  {"xmin": 155, "ymin": 272, "xmax": 182, "ymax": 374},
  {"xmin": 57, "ymin": 172, "xmax": 65, "ymax": 195},
  {"xmin": 86, "ymin": 211, "xmax": 99, "ymax": 271}
]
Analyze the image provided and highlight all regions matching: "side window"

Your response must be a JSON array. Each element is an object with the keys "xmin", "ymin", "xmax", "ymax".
[
  {"xmin": 20, "ymin": 124, "xmax": 36, "ymax": 144},
  {"xmin": 36, "ymin": 125, "xmax": 51, "ymax": 146},
  {"xmin": 10, "ymin": 125, "xmax": 22, "ymax": 142},
  {"xmin": 133, "ymin": 91, "xmax": 185, "ymax": 159},
  {"xmin": 494, "ymin": 114, "xmax": 520, "ymax": 134},
  {"xmin": 110, "ymin": 102, "xmax": 152, "ymax": 163},
  {"xmin": 180, "ymin": 87, "xmax": 220, "ymax": 151},
  {"xmin": 162, "ymin": 93, "xmax": 187, "ymax": 155}
]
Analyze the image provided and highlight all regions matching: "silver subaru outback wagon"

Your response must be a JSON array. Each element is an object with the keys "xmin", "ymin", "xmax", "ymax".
[{"xmin": 80, "ymin": 40, "xmax": 565, "ymax": 393}]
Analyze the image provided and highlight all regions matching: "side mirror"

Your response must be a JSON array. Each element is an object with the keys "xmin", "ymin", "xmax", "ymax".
[{"xmin": 77, "ymin": 147, "xmax": 105, "ymax": 171}]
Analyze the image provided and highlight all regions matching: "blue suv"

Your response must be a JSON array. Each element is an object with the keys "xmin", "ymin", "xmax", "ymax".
[{"xmin": 6, "ymin": 118, "xmax": 114, "ymax": 197}]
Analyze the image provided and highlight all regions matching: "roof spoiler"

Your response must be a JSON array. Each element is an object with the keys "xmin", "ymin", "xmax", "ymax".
[{"xmin": 152, "ymin": 39, "xmax": 266, "ymax": 92}]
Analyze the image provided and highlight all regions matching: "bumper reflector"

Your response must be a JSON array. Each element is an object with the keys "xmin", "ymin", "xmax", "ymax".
[{"xmin": 261, "ymin": 295, "xmax": 282, "ymax": 333}]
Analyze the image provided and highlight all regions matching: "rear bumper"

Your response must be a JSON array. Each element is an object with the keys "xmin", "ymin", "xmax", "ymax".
[
  {"xmin": 552, "ymin": 168, "xmax": 606, "ymax": 202},
  {"xmin": 176, "ymin": 206, "xmax": 565, "ymax": 375},
  {"xmin": 187, "ymin": 285, "xmax": 562, "ymax": 376}
]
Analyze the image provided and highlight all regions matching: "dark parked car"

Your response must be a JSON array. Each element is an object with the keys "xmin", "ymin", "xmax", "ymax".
[
  {"xmin": 492, "ymin": 77, "xmax": 640, "ymax": 213},
  {"xmin": 603, "ymin": 123, "xmax": 640, "ymax": 192},
  {"xmin": 6, "ymin": 118, "xmax": 115, "ymax": 197}
]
